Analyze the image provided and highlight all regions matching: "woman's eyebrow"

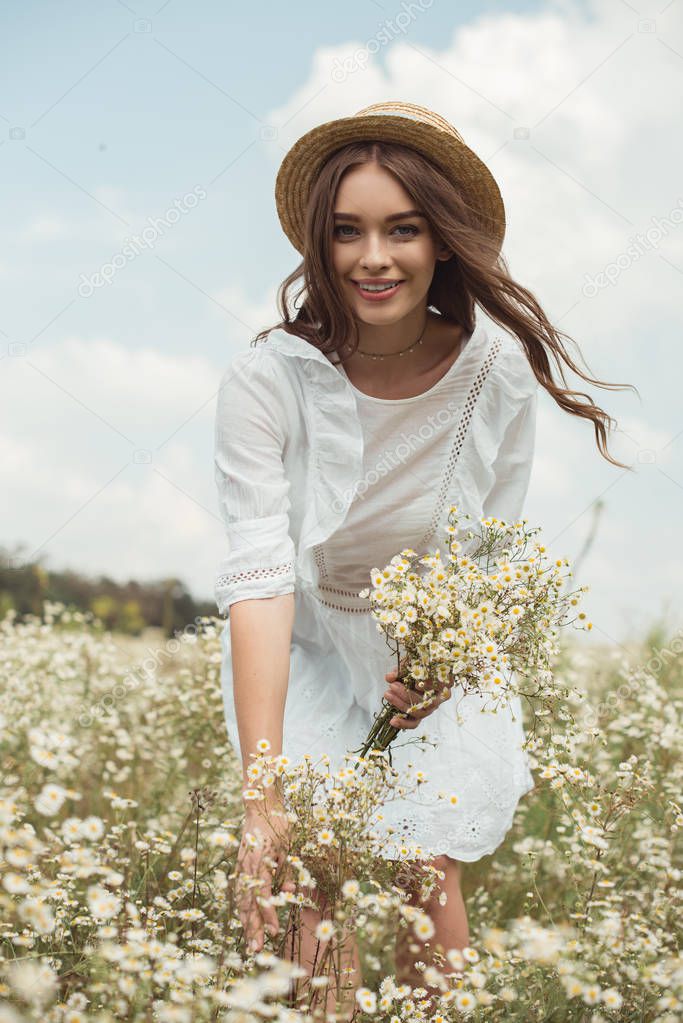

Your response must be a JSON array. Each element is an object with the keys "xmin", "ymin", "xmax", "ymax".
[{"xmin": 332, "ymin": 209, "xmax": 426, "ymax": 222}]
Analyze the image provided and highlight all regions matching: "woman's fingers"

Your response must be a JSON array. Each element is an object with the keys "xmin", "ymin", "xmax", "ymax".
[
  {"xmin": 237, "ymin": 854, "xmax": 265, "ymax": 946},
  {"xmin": 384, "ymin": 677, "xmax": 451, "ymax": 727},
  {"xmin": 391, "ymin": 714, "xmax": 420, "ymax": 729},
  {"xmin": 236, "ymin": 836, "xmax": 283, "ymax": 952},
  {"xmin": 384, "ymin": 682, "xmax": 411, "ymax": 712},
  {"xmin": 247, "ymin": 906, "xmax": 264, "ymax": 951},
  {"xmin": 238, "ymin": 880, "xmax": 263, "ymax": 950},
  {"xmin": 258, "ymin": 882, "xmax": 279, "ymax": 938},
  {"xmin": 278, "ymin": 851, "xmax": 298, "ymax": 895},
  {"xmin": 248, "ymin": 871, "xmax": 279, "ymax": 949}
]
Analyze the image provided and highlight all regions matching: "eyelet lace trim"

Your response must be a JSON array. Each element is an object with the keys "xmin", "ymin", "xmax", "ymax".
[
  {"xmin": 418, "ymin": 335, "xmax": 503, "ymax": 548},
  {"xmin": 215, "ymin": 561, "xmax": 294, "ymax": 589},
  {"xmin": 313, "ymin": 544, "xmax": 328, "ymax": 581},
  {"xmin": 312, "ymin": 581, "xmax": 372, "ymax": 614},
  {"xmin": 317, "ymin": 583, "xmax": 366, "ymax": 596},
  {"xmin": 314, "ymin": 597, "xmax": 371, "ymax": 614}
]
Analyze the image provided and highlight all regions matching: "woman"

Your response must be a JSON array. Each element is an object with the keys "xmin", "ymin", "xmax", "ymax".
[{"xmin": 213, "ymin": 101, "xmax": 633, "ymax": 1009}]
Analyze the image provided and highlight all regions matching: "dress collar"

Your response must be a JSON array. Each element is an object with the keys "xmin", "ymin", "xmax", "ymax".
[
  {"xmin": 263, "ymin": 321, "xmax": 487, "ymax": 374},
  {"xmin": 262, "ymin": 328, "xmax": 338, "ymax": 369}
]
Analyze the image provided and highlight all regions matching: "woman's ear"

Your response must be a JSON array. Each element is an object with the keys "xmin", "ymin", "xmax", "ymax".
[{"xmin": 436, "ymin": 245, "xmax": 453, "ymax": 262}]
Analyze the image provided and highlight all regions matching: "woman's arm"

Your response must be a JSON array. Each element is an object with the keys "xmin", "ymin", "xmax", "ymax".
[
  {"xmin": 213, "ymin": 348, "xmax": 298, "ymax": 794},
  {"xmin": 232, "ymin": 593, "xmax": 297, "ymax": 954},
  {"xmin": 230, "ymin": 592, "xmax": 295, "ymax": 791},
  {"xmin": 214, "ymin": 349, "xmax": 299, "ymax": 952}
]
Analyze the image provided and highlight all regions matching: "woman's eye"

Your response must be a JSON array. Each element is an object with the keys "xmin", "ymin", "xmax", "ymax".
[{"xmin": 333, "ymin": 224, "xmax": 419, "ymax": 238}]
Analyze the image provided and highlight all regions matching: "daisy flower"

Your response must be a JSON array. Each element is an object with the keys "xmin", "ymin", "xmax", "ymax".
[
  {"xmin": 34, "ymin": 783, "xmax": 67, "ymax": 816},
  {"xmin": 601, "ymin": 988, "xmax": 623, "ymax": 1009},
  {"xmin": 314, "ymin": 919, "xmax": 334, "ymax": 942},
  {"xmin": 87, "ymin": 884, "xmax": 121, "ymax": 921},
  {"xmin": 454, "ymin": 990, "xmax": 477, "ymax": 1011},
  {"xmin": 355, "ymin": 987, "xmax": 377, "ymax": 1013},
  {"xmin": 61, "ymin": 817, "xmax": 83, "ymax": 843},
  {"xmin": 582, "ymin": 984, "xmax": 602, "ymax": 1005},
  {"xmin": 6, "ymin": 842, "xmax": 33, "ymax": 867},
  {"xmin": 446, "ymin": 948, "xmax": 465, "ymax": 971},
  {"xmin": 414, "ymin": 914, "xmax": 435, "ymax": 941},
  {"xmin": 79, "ymin": 816, "xmax": 105, "ymax": 841},
  {"xmin": 177, "ymin": 908, "xmax": 204, "ymax": 922},
  {"xmin": 3, "ymin": 873, "xmax": 30, "ymax": 895}
]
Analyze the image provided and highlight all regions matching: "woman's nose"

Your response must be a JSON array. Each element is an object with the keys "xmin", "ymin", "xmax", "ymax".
[{"xmin": 360, "ymin": 232, "xmax": 391, "ymax": 268}]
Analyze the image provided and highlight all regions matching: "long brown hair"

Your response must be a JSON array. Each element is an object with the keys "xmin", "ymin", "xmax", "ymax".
[{"xmin": 254, "ymin": 140, "xmax": 637, "ymax": 469}]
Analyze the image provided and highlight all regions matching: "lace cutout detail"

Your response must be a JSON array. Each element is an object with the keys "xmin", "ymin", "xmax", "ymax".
[
  {"xmin": 319, "ymin": 718, "xmax": 341, "ymax": 741},
  {"xmin": 458, "ymin": 814, "xmax": 484, "ymax": 847},
  {"xmin": 312, "ymin": 582, "xmax": 372, "ymax": 614},
  {"xmin": 313, "ymin": 544, "xmax": 328, "ymax": 581},
  {"xmin": 468, "ymin": 765, "xmax": 510, "ymax": 814},
  {"xmin": 419, "ymin": 335, "xmax": 503, "ymax": 548},
  {"xmin": 314, "ymin": 597, "xmax": 371, "ymax": 614},
  {"xmin": 317, "ymin": 582, "xmax": 368, "ymax": 597},
  {"xmin": 215, "ymin": 561, "xmax": 293, "ymax": 589},
  {"xmin": 382, "ymin": 815, "xmax": 420, "ymax": 846}
]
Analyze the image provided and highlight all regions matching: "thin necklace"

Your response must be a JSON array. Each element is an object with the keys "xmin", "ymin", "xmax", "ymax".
[{"xmin": 356, "ymin": 315, "xmax": 429, "ymax": 360}]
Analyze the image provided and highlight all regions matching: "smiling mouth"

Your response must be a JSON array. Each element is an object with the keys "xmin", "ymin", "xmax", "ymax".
[{"xmin": 351, "ymin": 280, "xmax": 405, "ymax": 295}]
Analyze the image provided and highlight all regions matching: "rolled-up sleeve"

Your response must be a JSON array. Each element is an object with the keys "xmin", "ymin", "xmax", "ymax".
[
  {"xmin": 213, "ymin": 349, "xmax": 296, "ymax": 615},
  {"xmin": 482, "ymin": 387, "xmax": 538, "ymax": 525}
]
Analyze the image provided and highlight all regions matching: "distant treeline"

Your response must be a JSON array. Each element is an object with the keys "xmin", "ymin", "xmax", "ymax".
[{"xmin": 0, "ymin": 544, "xmax": 217, "ymax": 637}]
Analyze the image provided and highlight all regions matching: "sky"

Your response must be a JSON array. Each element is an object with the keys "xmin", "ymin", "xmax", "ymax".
[{"xmin": 1, "ymin": 0, "xmax": 682, "ymax": 654}]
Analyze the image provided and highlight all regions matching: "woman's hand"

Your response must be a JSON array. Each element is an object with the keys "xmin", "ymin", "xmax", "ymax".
[
  {"xmin": 235, "ymin": 794, "xmax": 296, "ymax": 954},
  {"xmin": 383, "ymin": 666, "xmax": 453, "ymax": 730}
]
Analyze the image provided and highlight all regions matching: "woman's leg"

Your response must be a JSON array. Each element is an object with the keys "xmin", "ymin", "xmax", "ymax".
[
  {"xmin": 284, "ymin": 884, "xmax": 362, "ymax": 1020},
  {"xmin": 394, "ymin": 855, "xmax": 469, "ymax": 994}
]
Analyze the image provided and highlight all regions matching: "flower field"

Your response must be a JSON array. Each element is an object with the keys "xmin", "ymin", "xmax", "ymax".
[{"xmin": 0, "ymin": 602, "xmax": 681, "ymax": 1022}]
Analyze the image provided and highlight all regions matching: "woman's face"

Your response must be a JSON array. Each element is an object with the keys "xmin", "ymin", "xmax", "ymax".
[{"xmin": 330, "ymin": 161, "xmax": 449, "ymax": 325}]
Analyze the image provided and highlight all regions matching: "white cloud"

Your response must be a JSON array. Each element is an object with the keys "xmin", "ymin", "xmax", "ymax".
[
  {"xmin": 1, "ymin": 335, "xmax": 223, "ymax": 593},
  {"xmin": 20, "ymin": 217, "xmax": 73, "ymax": 242},
  {"xmin": 212, "ymin": 282, "xmax": 284, "ymax": 345}
]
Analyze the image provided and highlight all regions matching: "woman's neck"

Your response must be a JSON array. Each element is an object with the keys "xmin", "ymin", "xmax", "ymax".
[{"xmin": 339, "ymin": 311, "xmax": 465, "ymax": 388}]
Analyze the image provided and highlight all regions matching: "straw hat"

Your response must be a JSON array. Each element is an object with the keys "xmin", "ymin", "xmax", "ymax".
[{"xmin": 275, "ymin": 100, "xmax": 505, "ymax": 257}]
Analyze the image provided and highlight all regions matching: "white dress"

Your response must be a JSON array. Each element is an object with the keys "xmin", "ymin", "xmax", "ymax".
[{"xmin": 215, "ymin": 316, "xmax": 538, "ymax": 861}]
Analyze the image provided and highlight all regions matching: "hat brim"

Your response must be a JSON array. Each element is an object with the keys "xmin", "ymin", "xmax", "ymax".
[{"xmin": 275, "ymin": 111, "xmax": 505, "ymax": 256}]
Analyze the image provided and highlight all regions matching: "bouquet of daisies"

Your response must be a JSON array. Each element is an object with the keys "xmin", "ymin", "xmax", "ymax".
[{"xmin": 354, "ymin": 505, "xmax": 591, "ymax": 759}]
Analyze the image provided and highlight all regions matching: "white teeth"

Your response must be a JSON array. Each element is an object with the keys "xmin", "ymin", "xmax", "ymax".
[{"xmin": 358, "ymin": 282, "xmax": 401, "ymax": 292}]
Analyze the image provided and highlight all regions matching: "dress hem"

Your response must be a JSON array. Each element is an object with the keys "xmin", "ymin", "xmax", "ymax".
[{"xmin": 372, "ymin": 774, "xmax": 535, "ymax": 863}]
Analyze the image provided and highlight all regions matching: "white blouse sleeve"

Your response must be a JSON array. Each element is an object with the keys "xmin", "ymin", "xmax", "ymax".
[
  {"xmin": 213, "ymin": 348, "xmax": 296, "ymax": 616},
  {"xmin": 481, "ymin": 374, "xmax": 538, "ymax": 525}
]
